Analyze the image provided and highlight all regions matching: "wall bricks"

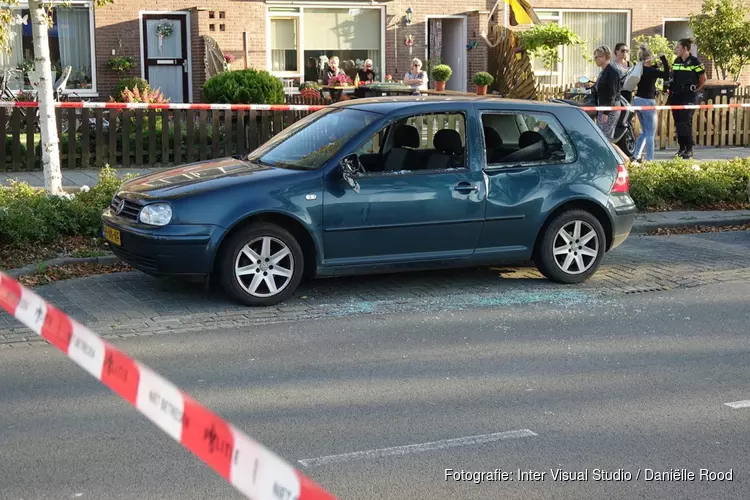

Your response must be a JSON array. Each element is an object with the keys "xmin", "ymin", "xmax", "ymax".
[{"xmin": 92, "ymin": 0, "xmax": 747, "ymax": 102}]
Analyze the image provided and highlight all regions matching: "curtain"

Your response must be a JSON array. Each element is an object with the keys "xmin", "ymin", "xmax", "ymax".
[
  {"xmin": 561, "ymin": 11, "xmax": 627, "ymax": 85},
  {"xmin": 270, "ymin": 18, "xmax": 297, "ymax": 72},
  {"xmin": 303, "ymin": 8, "xmax": 380, "ymax": 51},
  {"xmin": 57, "ymin": 7, "xmax": 92, "ymax": 80},
  {"xmin": 0, "ymin": 22, "xmax": 23, "ymax": 89}
]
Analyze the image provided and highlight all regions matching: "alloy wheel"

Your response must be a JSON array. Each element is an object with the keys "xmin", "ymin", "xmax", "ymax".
[
  {"xmin": 552, "ymin": 220, "xmax": 600, "ymax": 275},
  {"xmin": 234, "ymin": 236, "xmax": 295, "ymax": 298}
]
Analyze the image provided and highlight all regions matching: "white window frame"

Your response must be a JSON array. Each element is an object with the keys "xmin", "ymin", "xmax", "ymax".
[
  {"xmin": 2, "ymin": 0, "xmax": 98, "ymax": 97},
  {"xmin": 423, "ymin": 15, "xmax": 469, "ymax": 93},
  {"xmin": 532, "ymin": 8, "xmax": 632, "ymax": 87},
  {"xmin": 662, "ymin": 18, "xmax": 698, "ymax": 57},
  {"xmin": 265, "ymin": 2, "xmax": 387, "ymax": 83},
  {"xmin": 530, "ymin": 10, "xmax": 562, "ymax": 81}
]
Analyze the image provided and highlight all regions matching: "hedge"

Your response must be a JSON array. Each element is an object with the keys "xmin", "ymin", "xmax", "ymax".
[
  {"xmin": 628, "ymin": 158, "xmax": 750, "ymax": 211},
  {"xmin": 0, "ymin": 166, "xmax": 130, "ymax": 247},
  {"xmin": 1, "ymin": 159, "xmax": 748, "ymax": 248}
]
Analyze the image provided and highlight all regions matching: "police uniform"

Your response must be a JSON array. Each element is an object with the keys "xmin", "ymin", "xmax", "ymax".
[{"xmin": 668, "ymin": 54, "xmax": 705, "ymax": 157}]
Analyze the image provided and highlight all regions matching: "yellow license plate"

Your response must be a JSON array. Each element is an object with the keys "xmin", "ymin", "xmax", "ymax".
[{"xmin": 103, "ymin": 225, "xmax": 121, "ymax": 246}]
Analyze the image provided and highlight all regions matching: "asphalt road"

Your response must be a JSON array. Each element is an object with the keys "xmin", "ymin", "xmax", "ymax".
[{"xmin": 1, "ymin": 279, "xmax": 750, "ymax": 500}]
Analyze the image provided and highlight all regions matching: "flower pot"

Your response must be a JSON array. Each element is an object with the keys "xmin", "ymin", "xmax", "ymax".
[
  {"xmin": 434, "ymin": 81, "xmax": 447, "ymax": 91},
  {"xmin": 475, "ymin": 85, "xmax": 488, "ymax": 95}
]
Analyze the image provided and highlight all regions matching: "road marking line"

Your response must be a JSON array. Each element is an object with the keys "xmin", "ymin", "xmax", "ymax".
[
  {"xmin": 298, "ymin": 429, "xmax": 537, "ymax": 468},
  {"xmin": 725, "ymin": 400, "xmax": 750, "ymax": 409}
]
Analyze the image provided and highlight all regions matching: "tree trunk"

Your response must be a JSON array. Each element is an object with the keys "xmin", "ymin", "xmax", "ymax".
[{"xmin": 29, "ymin": 1, "xmax": 63, "ymax": 195}]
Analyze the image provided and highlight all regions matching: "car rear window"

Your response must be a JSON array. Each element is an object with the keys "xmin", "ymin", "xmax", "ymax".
[{"xmin": 481, "ymin": 111, "xmax": 576, "ymax": 166}]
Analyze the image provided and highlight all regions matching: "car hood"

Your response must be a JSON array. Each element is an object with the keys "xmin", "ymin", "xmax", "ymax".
[{"xmin": 119, "ymin": 157, "xmax": 296, "ymax": 199}]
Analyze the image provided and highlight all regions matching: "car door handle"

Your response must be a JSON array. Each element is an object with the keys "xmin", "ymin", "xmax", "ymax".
[{"xmin": 454, "ymin": 182, "xmax": 478, "ymax": 192}]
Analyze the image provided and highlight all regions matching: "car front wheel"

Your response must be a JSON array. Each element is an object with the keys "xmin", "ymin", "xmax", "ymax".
[
  {"xmin": 534, "ymin": 210, "xmax": 606, "ymax": 284},
  {"xmin": 219, "ymin": 223, "xmax": 304, "ymax": 306}
]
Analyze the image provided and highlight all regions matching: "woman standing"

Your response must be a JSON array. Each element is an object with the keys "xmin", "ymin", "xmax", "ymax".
[
  {"xmin": 591, "ymin": 45, "xmax": 622, "ymax": 140},
  {"xmin": 632, "ymin": 44, "xmax": 670, "ymax": 162},
  {"xmin": 614, "ymin": 43, "xmax": 634, "ymax": 102}
]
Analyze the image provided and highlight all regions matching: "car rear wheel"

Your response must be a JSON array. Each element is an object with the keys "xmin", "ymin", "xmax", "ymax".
[
  {"xmin": 534, "ymin": 210, "xmax": 606, "ymax": 284},
  {"xmin": 219, "ymin": 223, "xmax": 304, "ymax": 306}
]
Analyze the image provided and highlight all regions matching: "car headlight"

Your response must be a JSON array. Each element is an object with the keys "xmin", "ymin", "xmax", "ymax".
[{"xmin": 139, "ymin": 203, "xmax": 172, "ymax": 226}]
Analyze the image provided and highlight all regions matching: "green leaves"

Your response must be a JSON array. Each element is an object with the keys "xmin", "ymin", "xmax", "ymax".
[
  {"xmin": 203, "ymin": 69, "xmax": 285, "ymax": 105},
  {"xmin": 0, "ymin": 166, "xmax": 126, "ymax": 246},
  {"xmin": 516, "ymin": 23, "xmax": 586, "ymax": 71},
  {"xmin": 629, "ymin": 158, "xmax": 750, "ymax": 211},
  {"xmin": 689, "ymin": 0, "xmax": 750, "ymax": 80}
]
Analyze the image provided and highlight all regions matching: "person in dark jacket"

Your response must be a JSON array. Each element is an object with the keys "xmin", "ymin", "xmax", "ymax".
[
  {"xmin": 591, "ymin": 45, "xmax": 622, "ymax": 140},
  {"xmin": 632, "ymin": 44, "xmax": 670, "ymax": 162},
  {"xmin": 668, "ymin": 38, "xmax": 706, "ymax": 159}
]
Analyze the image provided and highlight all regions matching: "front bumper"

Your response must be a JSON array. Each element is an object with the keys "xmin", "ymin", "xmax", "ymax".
[
  {"xmin": 101, "ymin": 210, "xmax": 224, "ymax": 276},
  {"xmin": 608, "ymin": 193, "xmax": 637, "ymax": 250}
]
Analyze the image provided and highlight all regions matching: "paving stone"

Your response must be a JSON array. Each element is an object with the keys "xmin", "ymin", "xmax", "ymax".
[{"xmin": 2, "ymin": 231, "xmax": 750, "ymax": 348}]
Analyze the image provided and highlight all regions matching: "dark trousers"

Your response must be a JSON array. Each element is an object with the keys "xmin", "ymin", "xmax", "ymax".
[{"xmin": 670, "ymin": 93, "xmax": 698, "ymax": 151}]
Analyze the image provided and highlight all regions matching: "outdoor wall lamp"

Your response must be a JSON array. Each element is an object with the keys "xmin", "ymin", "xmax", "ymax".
[{"xmin": 404, "ymin": 7, "xmax": 413, "ymax": 26}]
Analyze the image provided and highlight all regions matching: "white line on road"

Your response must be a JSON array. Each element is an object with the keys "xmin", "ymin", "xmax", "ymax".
[
  {"xmin": 725, "ymin": 400, "xmax": 750, "ymax": 409},
  {"xmin": 298, "ymin": 429, "xmax": 538, "ymax": 468}
]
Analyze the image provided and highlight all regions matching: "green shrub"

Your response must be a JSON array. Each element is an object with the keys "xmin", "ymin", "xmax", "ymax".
[
  {"xmin": 203, "ymin": 69, "xmax": 285, "ymax": 104},
  {"xmin": 472, "ymin": 71, "xmax": 494, "ymax": 86},
  {"xmin": 629, "ymin": 158, "xmax": 750, "ymax": 210},
  {"xmin": 431, "ymin": 64, "xmax": 453, "ymax": 82},
  {"xmin": 0, "ymin": 166, "xmax": 127, "ymax": 246},
  {"xmin": 114, "ymin": 77, "xmax": 150, "ymax": 100}
]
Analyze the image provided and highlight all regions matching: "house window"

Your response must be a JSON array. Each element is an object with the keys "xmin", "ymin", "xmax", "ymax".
[
  {"xmin": 0, "ymin": 3, "xmax": 96, "ymax": 93},
  {"xmin": 268, "ymin": 5, "xmax": 384, "ymax": 83},
  {"xmin": 533, "ymin": 9, "xmax": 629, "ymax": 87},
  {"xmin": 271, "ymin": 17, "xmax": 299, "ymax": 73}
]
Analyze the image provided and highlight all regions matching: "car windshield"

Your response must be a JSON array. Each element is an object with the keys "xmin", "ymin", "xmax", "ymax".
[{"xmin": 247, "ymin": 108, "xmax": 380, "ymax": 170}]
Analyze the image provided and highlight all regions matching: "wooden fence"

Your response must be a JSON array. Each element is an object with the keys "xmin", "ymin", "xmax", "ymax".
[
  {"xmin": 3, "ymin": 88, "xmax": 750, "ymax": 172},
  {"xmin": 1, "ymin": 107, "xmax": 317, "ymax": 172}
]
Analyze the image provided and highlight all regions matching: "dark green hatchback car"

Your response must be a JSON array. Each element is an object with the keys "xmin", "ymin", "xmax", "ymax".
[{"xmin": 102, "ymin": 96, "xmax": 636, "ymax": 306}]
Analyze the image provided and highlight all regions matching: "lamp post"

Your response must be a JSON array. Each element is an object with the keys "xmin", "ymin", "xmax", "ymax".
[{"xmin": 404, "ymin": 7, "xmax": 412, "ymax": 26}]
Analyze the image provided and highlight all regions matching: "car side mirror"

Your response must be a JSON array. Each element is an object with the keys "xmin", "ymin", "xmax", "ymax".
[{"xmin": 340, "ymin": 154, "xmax": 361, "ymax": 193}]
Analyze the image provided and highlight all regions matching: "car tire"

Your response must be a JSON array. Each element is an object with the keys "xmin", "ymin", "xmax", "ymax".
[
  {"xmin": 534, "ymin": 209, "xmax": 606, "ymax": 284},
  {"xmin": 218, "ymin": 223, "xmax": 304, "ymax": 306}
]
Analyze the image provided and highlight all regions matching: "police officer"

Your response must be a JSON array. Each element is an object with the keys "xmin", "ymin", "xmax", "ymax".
[{"xmin": 668, "ymin": 38, "xmax": 706, "ymax": 159}]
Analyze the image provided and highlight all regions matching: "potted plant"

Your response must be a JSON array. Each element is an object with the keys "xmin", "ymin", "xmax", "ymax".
[
  {"xmin": 299, "ymin": 81, "xmax": 321, "ymax": 99},
  {"xmin": 430, "ymin": 64, "xmax": 452, "ymax": 92},
  {"xmin": 472, "ymin": 71, "xmax": 494, "ymax": 95}
]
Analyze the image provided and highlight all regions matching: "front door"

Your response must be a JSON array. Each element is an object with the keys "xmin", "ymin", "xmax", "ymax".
[
  {"xmin": 322, "ymin": 110, "xmax": 486, "ymax": 265},
  {"xmin": 141, "ymin": 13, "xmax": 189, "ymax": 102}
]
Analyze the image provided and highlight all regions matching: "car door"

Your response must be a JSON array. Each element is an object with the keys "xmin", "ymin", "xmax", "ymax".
[
  {"xmin": 476, "ymin": 108, "xmax": 578, "ymax": 255},
  {"xmin": 322, "ymin": 109, "xmax": 486, "ymax": 265}
]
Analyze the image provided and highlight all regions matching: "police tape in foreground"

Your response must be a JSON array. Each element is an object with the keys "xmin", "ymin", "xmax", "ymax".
[{"xmin": 0, "ymin": 271, "xmax": 336, "ymax": 500}]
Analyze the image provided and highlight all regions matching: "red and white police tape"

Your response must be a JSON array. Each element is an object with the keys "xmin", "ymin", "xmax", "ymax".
[
  {"xmin": 0, "ymin": 101, "xmax": 326, "ymax": 112},
  {"xmin": 1, "ymin": 100, "xmax": 750, "ymax": 113},
  {"xmin": 0, "ymin": 271, "xmax": 337, "ymax": 500}
]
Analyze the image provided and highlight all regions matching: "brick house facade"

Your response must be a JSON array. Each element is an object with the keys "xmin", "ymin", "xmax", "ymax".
[{"xmin": 2, "ymin": 0, "xmax": 745, "ymax": 103}]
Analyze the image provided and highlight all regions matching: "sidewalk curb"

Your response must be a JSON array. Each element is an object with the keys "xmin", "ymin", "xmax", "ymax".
[
  {"xmin": 3, "ymin": 254, "xmax": 120, "ymax": 279},
  {"xmin": 632, "ymin": 216, "xmax": 750, "ymax": 235}
]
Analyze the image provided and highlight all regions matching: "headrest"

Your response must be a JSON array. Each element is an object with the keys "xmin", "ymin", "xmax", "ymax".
[
  {"xmin": 483, "ymin": 126, "xmax": 503, "ymax": 148},
  {"xmin": 519, "ymin": 131, "xmax": 545, "ymax": 150},
  {"xmin": 433, "ymin": 128, "xmax": 463, "ymax": 156},
  {"xmin": 393, "ymin": 125, "xmax": 420, "ymax": 148}
]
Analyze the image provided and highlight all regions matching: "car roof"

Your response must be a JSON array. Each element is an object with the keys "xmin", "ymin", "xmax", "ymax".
[{"xmin": 330, "ymin": 95, "xmax": 571, "ymax": 114}]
